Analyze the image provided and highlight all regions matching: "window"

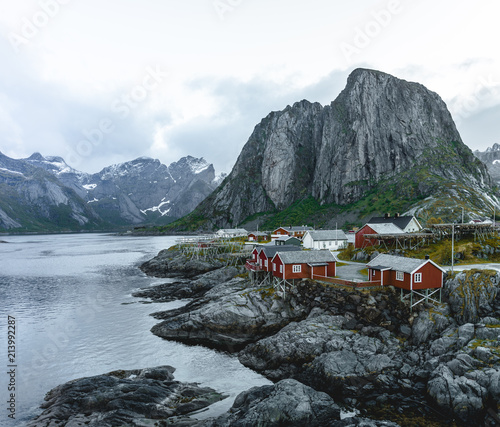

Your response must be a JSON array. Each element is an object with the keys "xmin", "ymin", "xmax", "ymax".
[
  {"xmin": 414, "ymin": 273, "xmax": 422, "ymax": 283},
  {"xmin": 280, "ymin": 265, "xmax": 283, "ymax": 273},
  {"xmin": 292, "ymin": 265, "xmax": 302, "ymax": 273},
  {"xmin": 265, "ymin": 260, "xmax": 268, "ymax": 268},
  {"xmin": 273, "ymin": 264, "xmax": 276, "ymax": 271},
  {"xmin": 396, "ymin": 271, "xmax": 404, "ymax": 281}
]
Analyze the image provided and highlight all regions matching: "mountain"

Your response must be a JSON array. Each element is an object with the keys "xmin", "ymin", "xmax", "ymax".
[
  {"xmin": 176, "ymin": 68, "xmax": 495, "ymax": 230},
  {"xmin": 474, "ymin": 144, "xmax": 500, "ymax": 184},
  {"xmin": 0, "ymin": 153, "xmax": 220, "ymax": 232}
]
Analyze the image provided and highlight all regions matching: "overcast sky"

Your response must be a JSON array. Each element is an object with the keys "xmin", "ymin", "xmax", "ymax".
[{"xmin": 0, "ymin": 0, "xmax": 499, "ymax": 175}]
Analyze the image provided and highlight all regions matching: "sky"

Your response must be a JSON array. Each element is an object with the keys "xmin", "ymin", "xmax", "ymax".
[{"xmin": 0, "ymin": 0, "xmax": 499, "ymax": 175}]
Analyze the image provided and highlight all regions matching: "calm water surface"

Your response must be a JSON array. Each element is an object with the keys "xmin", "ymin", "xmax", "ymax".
[{"xmin": 0, "ymin": 233, "xmax": 271, "ymax": 426}]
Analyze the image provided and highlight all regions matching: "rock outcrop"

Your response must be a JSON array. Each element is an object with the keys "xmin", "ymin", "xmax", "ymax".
[
  {"xmin": 201, "ymin": 379, "xmax": 342, "ymax": 427},
  {"xmin": 150, "ymin": 278, "xmax": 311, "ymax": 351},
  {"xmin": 445, "ymin": 269, "xmax": 500, "ymax": 323},
  {"xmin": 139, "ymin": 248, "xmax": 224, "ymax": 278},
  {"xmin": 27, "ymin": 366, "xmax": 226, "ymax": 427}
]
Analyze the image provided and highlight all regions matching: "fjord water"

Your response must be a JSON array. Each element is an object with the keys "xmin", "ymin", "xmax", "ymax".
[{"xmin": 0, "ymin": 233, "xmax": 271, "ymax": 425}]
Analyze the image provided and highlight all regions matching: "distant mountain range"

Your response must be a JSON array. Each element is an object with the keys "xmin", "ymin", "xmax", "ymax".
[
  {"xmin": 474, "ymin": 144, "xmax": 500, "ymax": 184},
  {"xmin": 173, "ymin": 68, "xmax": 498, "ymax": 231},
  {"xmin": 0, "ymin": 152, "xmax": 224, "ymax": 232}
]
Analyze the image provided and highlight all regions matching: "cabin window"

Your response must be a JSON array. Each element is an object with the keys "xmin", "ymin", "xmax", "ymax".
[
  {"xmin": 280, "ymin": 265, "xmax": 283, "ymax": 273},
  {"xmin": 414, "ymin": 273, "xmax": 422, "ymax": 283},
  {"xmin": 265, "ymin": 260, "xmax": 268, "ymax": 268},
  {"xmin": 292, "ymin": 265, "xmax": 302, "ymax": 273},
  {"xmin": 273, "ymin": 264, "xmax": 276, "ymax": 271},
  {"xmin": 396, "ymin": 271, "xmax": 404, "ymax": 281}
]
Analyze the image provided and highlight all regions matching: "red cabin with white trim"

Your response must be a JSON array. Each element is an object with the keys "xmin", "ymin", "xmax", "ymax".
[
  {"xmin": 367, "ymin": 254, "xmax": 444, "ymax": 290},
  {"xmin": 271, "ymin": 250, "xmax": 336, "ymax": 281}
]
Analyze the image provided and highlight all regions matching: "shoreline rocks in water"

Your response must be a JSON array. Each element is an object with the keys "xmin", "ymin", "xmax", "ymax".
[
  {"xmin": 29, "ymin": 245, "xmax": 500, "ymax": 427},
  {"xmin": 139, "ymin": 248, "xmax": 224, "ymax": 278},
  {"xmin": 139, "ymin": 248, "xmax": 500, "ymax": 426},
  {"xmin": 27, "ymin": 366, "xmax": 227, "ymax": 427}
]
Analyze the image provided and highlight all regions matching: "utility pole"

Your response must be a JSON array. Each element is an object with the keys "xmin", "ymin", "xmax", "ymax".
[
  {"xmin": 451, "ymin": 223, "xmax": 454, "ymax": 273},
  {"xmin": 461, "ymin": 207, "xmax": 464, "ymax": 224}
]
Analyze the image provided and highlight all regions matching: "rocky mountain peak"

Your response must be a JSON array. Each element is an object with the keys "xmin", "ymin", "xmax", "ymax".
[
  {"xmin": 486, "ymin": 143, "xmax": 500, "ymax": 152},
  {"xmin": 188, "ymin": 69, "xmax": 493, "ymax": 229},
  {"xmin": 26, "ymin": 152, "xmax": 45, "ymax": 161}
]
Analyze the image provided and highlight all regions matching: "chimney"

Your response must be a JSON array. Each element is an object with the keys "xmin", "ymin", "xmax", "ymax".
[
  {"xmin": 425, "ymin": 255, "xmax": 430, "ymax": 260},
  {"xmin": 384, "ymin": 213, "xmax": 390, "ymax": 219},
  {"xmin": 394, "ymin": 213, "xmax": 400, "ymax": 218}
]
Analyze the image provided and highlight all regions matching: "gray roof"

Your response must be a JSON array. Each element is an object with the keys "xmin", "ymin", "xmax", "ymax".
[
  {"xmin": 367, "ymin": 254, "xmax": 444, "ymax": 274},
  {"xmin": 275, "ymin": 226, "xmax": 314, "ymax": 232},
  {"xmin": 366, "ymin": 223, "xmax": 405, "ymax": 235},
  {"xmin": 275, "ymin": 250, "xmax": 336, "ymax": 264},
  {"xmin": 274, "ymin": 235, "xmax": 301, "ymax": 241},
  {"xmin": 368, "ymin": 215, "xmax": 418, "ymax": 230},
  {"xmin": 306, "ymin": 230, "xmax": 348, "ymax": 241},
  {"xmin": 261, "ymin": 246, "xmax": 301, "ymax": 258}
]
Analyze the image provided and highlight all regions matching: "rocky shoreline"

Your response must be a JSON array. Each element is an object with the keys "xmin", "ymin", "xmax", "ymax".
[{"xmin": 29, "ymin": 247, "xmax": 500, "ymax": 426}]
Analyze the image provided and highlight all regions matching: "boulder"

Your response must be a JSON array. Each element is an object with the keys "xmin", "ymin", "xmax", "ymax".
[
  {"xmin": 201, "ymin": 379, "xmax": 341, "ymax": 427},
  {"xmin": 445, "ymin": 270, "xmax": 500, "ymax": 323}
]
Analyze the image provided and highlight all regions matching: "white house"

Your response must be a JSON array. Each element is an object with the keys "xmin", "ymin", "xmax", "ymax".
[{"xmin": 302, "ymin": 230, "xmax": 348, "ymax": 250}]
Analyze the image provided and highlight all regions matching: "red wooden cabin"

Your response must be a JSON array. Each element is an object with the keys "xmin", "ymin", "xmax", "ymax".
[
  {"xmin": 246, "ymin": 245, "xmax": 301, "ymax": 272},
  {"xmin": 271, "ymin": 250, "xmax": 336, "ymax": 281},
  {"xmin": 367, "ymin": 254, "xmax": 444, "ymax": 290},
  {"xmin": 355, "ymin": 223, "xmax": 405, "ymax": 248}
]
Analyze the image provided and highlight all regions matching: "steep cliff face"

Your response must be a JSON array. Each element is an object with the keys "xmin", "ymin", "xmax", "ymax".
[{"xmin": 192, "ymin": 69, "xmax": 493, "ymax": 228}]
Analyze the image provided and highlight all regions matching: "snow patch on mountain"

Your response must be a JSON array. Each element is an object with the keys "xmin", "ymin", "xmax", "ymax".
[
  {"xmin": 0, "ymin": 167, "xmax": 25, "ymax": 176},
  {"xmin": 141, "ymin": 201, "xmax": 171, "ymax": 216}
]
